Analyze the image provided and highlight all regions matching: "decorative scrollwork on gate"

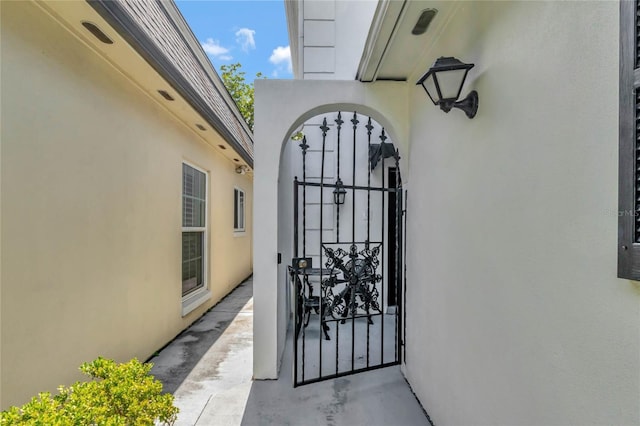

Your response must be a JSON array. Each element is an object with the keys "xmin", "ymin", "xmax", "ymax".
[{"xmin": 322, "ymin": 243, "xmax": 382, "ymax": 320}]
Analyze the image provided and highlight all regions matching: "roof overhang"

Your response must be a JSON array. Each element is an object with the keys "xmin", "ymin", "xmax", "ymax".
[
  {"xmin": 284, "ymin": 0, "xmax": 301, "ymax": 79},
  {"xmin": 357, "ymin": 0, "xmax": 460, "ymax": 83},
  {"xmin": 34, "ymin": 0, "xmax": 254, "ymax": 169}
]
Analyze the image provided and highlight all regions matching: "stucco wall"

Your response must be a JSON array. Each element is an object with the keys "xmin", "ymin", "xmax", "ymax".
[
  {"xmin": 404, "ymin": 1, "xmax": 639, "ymax": 424},
  {"xmin": 1, "ymin": 1, "xmax": 252, "ymax": 409},
  {"xmin": 261, "ymin": 0, "xmax": 640, "ymax": 423}
]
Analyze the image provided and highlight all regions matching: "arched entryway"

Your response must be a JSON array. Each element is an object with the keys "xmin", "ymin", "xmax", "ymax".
[
  {"xmin": 252, "ymin": 80, "xmax": 409, "ymax": 382},
  {"xmin": 282, "ymin": 111, "xmax": 405, "ymax": 386}
]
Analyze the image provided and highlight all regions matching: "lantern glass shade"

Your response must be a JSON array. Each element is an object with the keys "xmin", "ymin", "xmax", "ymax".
[
  {"xmin": 333, "ymin": 179, "xmax": 347, "ymax": 205},
  {"xmin": 435, "ymin": 68, "xmax": 468, "ymax": 100},
  {"xmin": 417, "ymin": 56, "xmax": 474, "ymax": 104},
  {"xmin": 421, "ymin": 73, "xmax": 439, "ymax": 105}
]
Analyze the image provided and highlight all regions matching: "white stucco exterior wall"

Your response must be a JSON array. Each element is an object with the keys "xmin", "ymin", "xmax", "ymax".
[
  {"xmin": 253, "ymin": 80, "xmax": 407, "ymax": 378},
  {"xmin": 1, "ymin": 1, "xmax": 253, "ymax": 408},
  {"xmin": 261, "ymin": 1, "xmax": 639, "ymax": 423},
  {"xmin": 402, "ymin": 2, "xmax": 639, "ymax": 424}
]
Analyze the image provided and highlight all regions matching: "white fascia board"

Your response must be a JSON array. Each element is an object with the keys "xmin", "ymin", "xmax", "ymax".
[
  {"xmin": 160, "ymin": 1, "xmax": 254, "ymax": 138},
  {"xmin": 284, "ymin": 0, "xmax": 302, "ymax": 79},
  {"xmin": 356, "ymin": 0, "xmax": 407, "ymax": 82}
]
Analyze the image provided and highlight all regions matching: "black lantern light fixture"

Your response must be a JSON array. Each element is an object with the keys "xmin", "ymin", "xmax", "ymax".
[
  {"xmin": 333, "ymin": 178, "xmax": 347, "ymax": 205},
  {"xmin": 417, "ymin": 56, "xmax": 478, "ymax": 119}
]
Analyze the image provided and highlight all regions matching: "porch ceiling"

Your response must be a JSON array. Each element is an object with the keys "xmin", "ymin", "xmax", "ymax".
[{"xmin": 357, "ymin": 0, "xmax": 458, "ymax": 83}]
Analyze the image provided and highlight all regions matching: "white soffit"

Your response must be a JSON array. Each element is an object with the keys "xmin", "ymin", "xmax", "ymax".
[
  {"xmin": 357, "ymin": 0, "xmax": 457, "ymax": 82},
  {"xmin": 33, "ymin": 0, "xmax": 253, "ymax": 171}
]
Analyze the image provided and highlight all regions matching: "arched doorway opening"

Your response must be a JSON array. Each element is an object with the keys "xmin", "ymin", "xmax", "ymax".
[{"xmin": 282, "ymin": 111, "xmax": 405, "ymax": 386}]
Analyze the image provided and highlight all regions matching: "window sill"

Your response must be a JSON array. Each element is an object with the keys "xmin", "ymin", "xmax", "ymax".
[
  {"xmin": 181, "ymin": 287, "xmax": 211, "ymax": 317},
  {"xmin": 234, "ymin": 230, "xmax": 246, "ymax": 237}
]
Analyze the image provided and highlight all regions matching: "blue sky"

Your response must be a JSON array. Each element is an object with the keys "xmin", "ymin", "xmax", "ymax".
[{"xmin": 175, "ymin": 1, "xmax": 292, "ymax": 83}]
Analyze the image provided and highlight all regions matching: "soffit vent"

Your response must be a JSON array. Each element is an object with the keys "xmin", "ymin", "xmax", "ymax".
[
  {"xmin": 81, "ymin": 21, "xmax": 113, "ymax": 44},
  {"xmin": 412, "ymin": 9, "xmax": 437, "ymax": 35},
  {"xmin": 158, "ymin": 90, "xmax": 175, "ymax": 101}
]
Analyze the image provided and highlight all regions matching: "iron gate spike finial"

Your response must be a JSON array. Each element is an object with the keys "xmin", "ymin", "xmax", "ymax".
[
  {"xmin": 351, "ymin": 111, "xmax": 359, "ymax": 129},
  {"xmin": 365, "ymin": 117, "xmax": 373, "ymax": 136},
  {"xmin": 299, "ymin": 136, "xmax": 309, "ymax": 153},
  {"xmin": 379, "ymin": 128, "xmax": 387, "ymax": 144},
  {"xmin": 335, "ymin": 111, "xmax": 344, "ymax": 129},
  {"xmin": 320, "ymin": 117, "xmax": 330, "ymax": 136}
]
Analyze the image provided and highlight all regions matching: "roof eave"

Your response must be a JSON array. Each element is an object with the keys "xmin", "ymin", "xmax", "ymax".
[
  {"xmin": 86, "ymin": 0, "xmax": 254, "ymax": 168},
  {"xmin": 356, "ymin": 0, "xmax": 407, "ymax": 83}
]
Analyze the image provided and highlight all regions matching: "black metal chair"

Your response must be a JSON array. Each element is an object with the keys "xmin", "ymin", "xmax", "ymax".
[{"xmin": 289, "ymin": 266, "xmax": 331, "ymax": 340}]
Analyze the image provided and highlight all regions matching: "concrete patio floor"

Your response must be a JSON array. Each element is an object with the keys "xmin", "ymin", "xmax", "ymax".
[{"xmin": 150, "ymin": 277, "xmax": 431, "ymax": 426}]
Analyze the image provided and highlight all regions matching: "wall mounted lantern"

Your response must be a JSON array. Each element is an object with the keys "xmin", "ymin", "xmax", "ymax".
[
  {"xmin": 333, "ymin": 178, "xmax": 347, "ymax": 205},
  {"xmin": 417, "ymin": 56, "xmax": 478, "ymax": 119},
  {"xmin": 235, "ymin": 165, "xmax": 250, "ymax": 175}
]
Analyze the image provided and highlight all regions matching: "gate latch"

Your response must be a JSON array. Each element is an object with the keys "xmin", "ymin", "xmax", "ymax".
[{"xmin": 292, "ymin": 257, "xmax": 312, "ymax": 272}]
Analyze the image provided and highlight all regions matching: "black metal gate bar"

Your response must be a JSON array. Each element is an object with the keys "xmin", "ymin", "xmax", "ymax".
[
  {"xmin": 366, "ymin": 117, "xmax": 373, "ymax": 368},
  {"xmin": 394, "ymin": 153, "xmax": 401, "ymax": 362},
  {"xmin": 403, "ymin": 188, "xmax": 408, "ymax": 364},
  {"xmin": 295, "ymin": 181, "xmax": 395, "ymax": 191},
  {"xmin": 350, "ymin": 112, "xmax": 358, "ymax": 371},
  {"xmin": 366, "ymin": 117, "xmax": 373, "ymax": 242},
  {"xmin": 300, "ymin": 136, "xmax": 309, "ymax": 383},
  {"xmin": 291, "ymin": 112, "xmax": 404, "ymax": 386},
  {"xmin": 295, "ymin": 361, "xmax": 400, "ymax": 387},
  {"xmin": 335, "ymin": 113, "xmax": 343, "ymax": 375},
  {"xmin": 295, "ymin": 181, "xmax": 395, "ymax": 193},
  {"xmin": 380, "ymin": 128, "xmax": 388, "ymax": 364},
  {"xmin": 293, "ymin": 177, "xmax": 298, "ymax": 386},
  {"xmin": 336, "ymin": 112, "xmax": 343, "ymax": 244},
  {"xmin": 318, "ymin": 118, "xmax": 329, "ymax": 379}
]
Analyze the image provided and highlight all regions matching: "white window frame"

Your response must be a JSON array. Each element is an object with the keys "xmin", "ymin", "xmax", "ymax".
[
  {"xmin": 234, "ymin": 187, "xmax": 246, "ymax": 234},
  {"xmin": 181, "ymin": 161, "xmax": 211, "ymax": 316}
]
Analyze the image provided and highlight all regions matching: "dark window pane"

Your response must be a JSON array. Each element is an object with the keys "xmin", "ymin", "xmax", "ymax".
[
  {"xmin": 183, "ymin": 164, "xmax": 206, "ymax": 227},
  {"xmin": 234, "ymin": 189, "xmax": 245, "ymax": 230},
  {"xmin": 239, "ymin": 192, "xmax": 244, "ymax": 229},
  {"xmin": 234, "ymin": 189, "xmax": 239, "ymax": 229},
  {"xmin": 182, "ymin": 232, "xmax": 204, "ymax": 296}
]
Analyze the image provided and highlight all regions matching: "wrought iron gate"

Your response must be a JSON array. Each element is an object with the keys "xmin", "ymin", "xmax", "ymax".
[{"xmin": 290, "ymin": 112, "xmax": 404, "ymax": 386}]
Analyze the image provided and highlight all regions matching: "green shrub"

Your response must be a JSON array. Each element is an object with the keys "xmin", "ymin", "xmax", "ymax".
[{"xmin": 1, "ymin": 357, "xmax": 178, "ymax": 425}]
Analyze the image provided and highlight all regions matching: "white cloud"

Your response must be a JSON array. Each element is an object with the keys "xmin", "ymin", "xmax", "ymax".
[
  {"xmin": 235, "ymin": 28, "xmax": 256, "ymax": 52},
  {"xmin": 269, "ymin": 45, "xmax": 292, "ymax": 74},
  {"xmin": 201, "ymin": 38, "xmax": 232, "ymax": 60}
]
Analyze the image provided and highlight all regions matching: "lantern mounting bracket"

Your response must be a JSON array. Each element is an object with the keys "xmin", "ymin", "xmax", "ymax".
[{"xmin": 439, "ymin": 90, "xmax": 478, "ymax": 119}]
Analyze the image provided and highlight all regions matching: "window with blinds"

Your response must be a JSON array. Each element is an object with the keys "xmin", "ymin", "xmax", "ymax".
[
  {"xmin": 182, "ymin": 163, "xmax": 207, "ymax": 296},
  {"xmin": 234, "ymin": 188, "xmax": 245, "ymax": 232},
  {"xmin": 619, "ymin": 0, "xmax": 640, "ymax": 280}
]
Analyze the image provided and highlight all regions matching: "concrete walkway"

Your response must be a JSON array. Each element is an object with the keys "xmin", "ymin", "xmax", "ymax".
[{"xmin": 150, "ymin": 277, "xmax": 431, "ymax": 426}]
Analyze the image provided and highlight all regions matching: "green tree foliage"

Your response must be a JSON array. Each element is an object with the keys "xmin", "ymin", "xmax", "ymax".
[
  {"xmin": 219, "ymin": 63, "xmax": 263, "ymax": 131},
  {"xmin": 1, "ymin": 357, "xmax": 178, "ymax": 425}
]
